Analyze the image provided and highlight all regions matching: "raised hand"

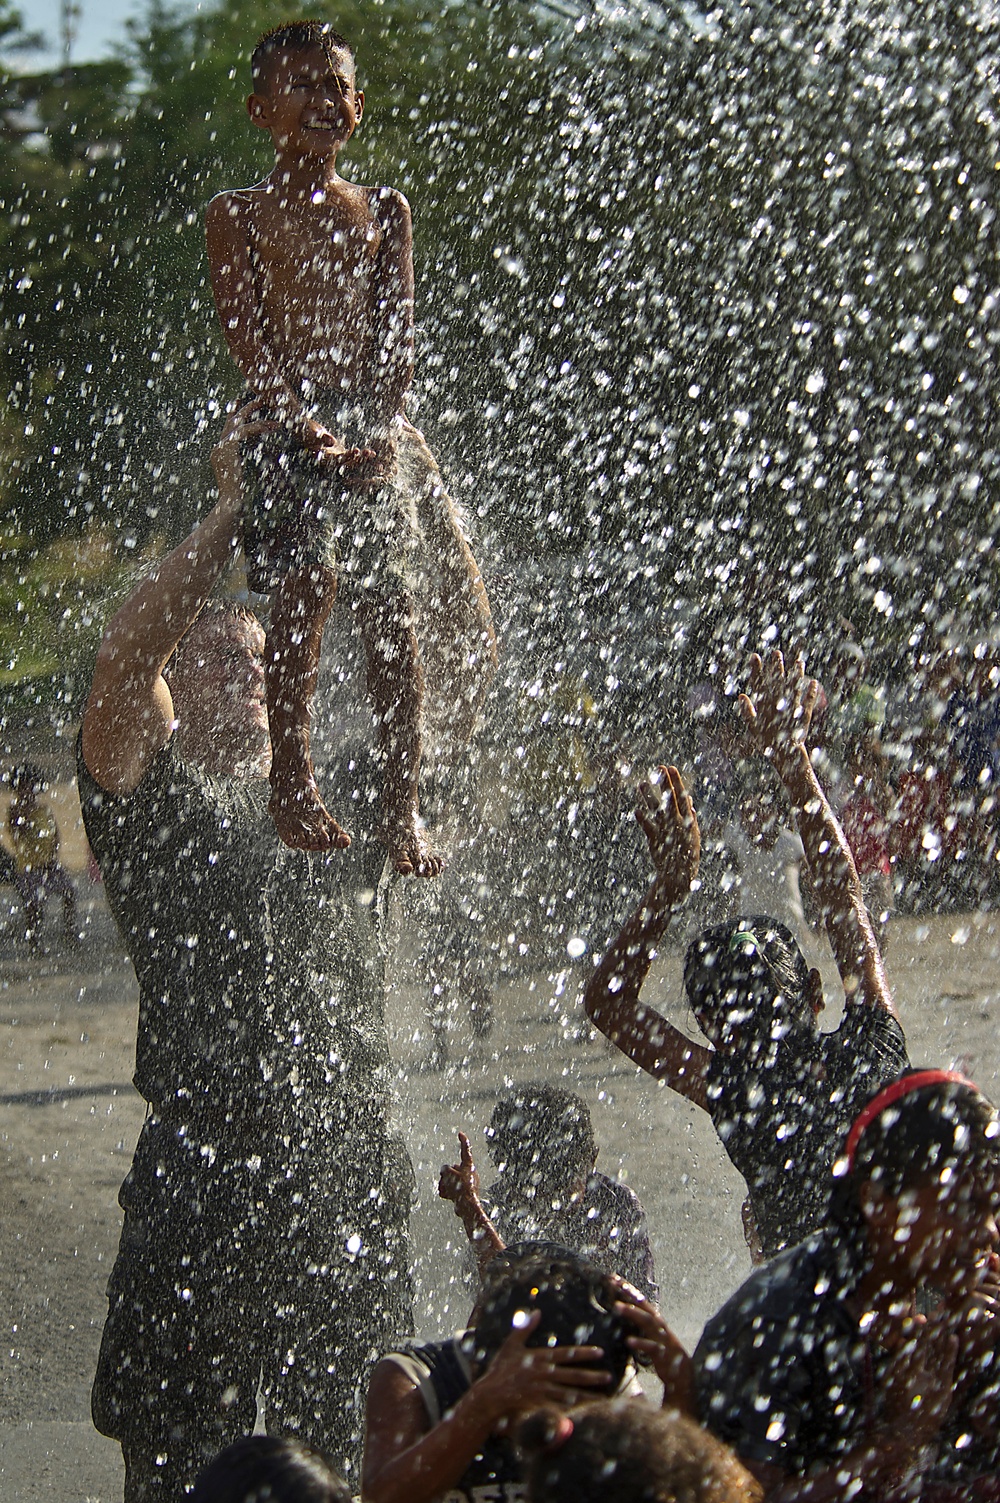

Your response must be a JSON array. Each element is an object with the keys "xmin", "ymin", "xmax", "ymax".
[
  {"xmin": 738, "ymin": 650, "xmax": 819, "ymax": 774},
  {"xmin": 210, "ymin": 395, "xmax": 282, "ymax": 495},
  {"xmin": 636, "ymin": 764, "xmax": 700, "ymax": 910},
  {"xmin": 438, "ymin": 1131, "xmax": 480, "ymax": 1214}
]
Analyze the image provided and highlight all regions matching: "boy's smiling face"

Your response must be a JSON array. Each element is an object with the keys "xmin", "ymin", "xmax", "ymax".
[{"xmin": 248, "ymin": 43, "xmax": 363, "ymax": 159}]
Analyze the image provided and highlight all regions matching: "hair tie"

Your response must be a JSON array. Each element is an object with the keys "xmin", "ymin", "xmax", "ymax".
[
  {"xmin": 843, "ymin": 1069, "xmax": 977, "ymax": 1172},
  {"xmin": 544, "ymin": 1414, "xmax": 574, "ymax": 1454},
  {"xmin": 729, "ymin": 929, "xmax": 759, "ymax": 955}
]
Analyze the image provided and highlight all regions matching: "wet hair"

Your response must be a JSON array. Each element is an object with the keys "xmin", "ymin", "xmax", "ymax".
[
  {"xmin": 517, "ymin": 1399, "xmax": 762, "ymax": 1503},
  {"xmin": 487, "ymin": 1083, "xmax": 598, "ymax": 1197},
  {"xmin": 251, "ymin": 21, "xmax": 354, "ymax": 94},
  {"xmin": 189, "ymin": 1435, "xmax": 350, "ymax": 1503},
  {"xmin": 683, "ymin": 917, "xmax": 813, "ymax": 1042},
  {"xmin": 469, "ymin": 1242, "xmax": 631, "ymax": 1388},
  {"xmin": 8, "ymin": 762, "xmax": 46, "ymax": 795},
  {"xmin": 833, "ymin": 1071, "xmax": 1000, "ymax": 1212},
  {"xmin": 163, "ymin": 598, "xmax": 259, "ymax": 684}
]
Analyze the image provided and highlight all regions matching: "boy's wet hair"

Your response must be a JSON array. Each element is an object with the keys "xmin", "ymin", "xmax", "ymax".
[
  {"xmin": 469, "ymin": 1241, "xmax": 631, "ymax": 1388},
  {"xmin": 251, "ymin": 20, "xmax": 353, "ymax": 94},
  {"xmin": 486, "ymin": 1082, "xmax": 598, "ymax": 1197},
  {"xmin": 190, "ymin": 1434, "xmax": 349, "ymax": 1503},
  {"xmin": 683, "ymin": 917, "xmax": 812, "ymax": 1038},
  {"xmin": 517, "ymin": 1398, "xmax": 761, "ymax": 1503}
]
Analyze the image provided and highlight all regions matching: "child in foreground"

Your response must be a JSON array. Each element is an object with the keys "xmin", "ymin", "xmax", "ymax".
[{"xmin": 206, "ymin": 20, "xmax": 495, "ymax": 871}]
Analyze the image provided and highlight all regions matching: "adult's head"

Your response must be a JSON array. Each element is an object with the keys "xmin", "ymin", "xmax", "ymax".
[
  {"xmin": 832, "ymin": 1070, "xmax": 1000, "ymax": 1291},
  {"xmin": 469, "ymin": 1242, "xmax": 632, "ymax": 1391},
  {"xmin": 163, "ymin": 599, "xmax": 269, "ymax": 777},
  {"xmin": 190, "ymin": 1435, "xmax": 349, "ymax": 1503},
  {"xmin": 517, "ymin": 1399, "xmax": 762, "ymax": 1503},
  {"xmin": 683, "ymin": 917, "xmax": 821, "ymax": 1054},
  {"xmin": 486, "ymin": 1084, "xmax": 598, "ymax": 1203}
]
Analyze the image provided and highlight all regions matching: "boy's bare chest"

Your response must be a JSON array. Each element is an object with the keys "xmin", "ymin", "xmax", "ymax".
[{"xmin": 250, "ymin": 196, "xmax": 382, "ymax": 296}]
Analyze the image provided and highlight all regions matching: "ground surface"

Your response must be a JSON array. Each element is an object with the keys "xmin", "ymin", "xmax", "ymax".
[{"xmin": 1, "ymin": 800, "xmax": 999, "ymax": 1499}]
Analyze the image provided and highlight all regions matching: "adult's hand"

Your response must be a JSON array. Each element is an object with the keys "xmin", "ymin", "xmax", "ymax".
[{"xmin": 473, "ymin": 1309, "xmax": 613, "ymax": 1425}]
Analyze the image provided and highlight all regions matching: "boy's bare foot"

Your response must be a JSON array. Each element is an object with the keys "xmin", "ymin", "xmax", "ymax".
[
  {"xmin": 269, "ymin": 773, "xmax": 352, "ymax": 853},
  {"xmin": 384, "ymin": 819, "xmax": 445, "ymax": 878}
]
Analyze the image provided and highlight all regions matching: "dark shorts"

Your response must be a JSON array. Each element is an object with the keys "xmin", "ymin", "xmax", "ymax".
[
  {"xmin": 93, "ymin": 1110, "xmax": 415, "ymax": 1490},
  {"xmin": 240, "ymin": 403, "xmax": 413, "ymax": 599}
]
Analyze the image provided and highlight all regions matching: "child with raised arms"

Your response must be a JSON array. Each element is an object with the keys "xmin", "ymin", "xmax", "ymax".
[{"xmin": 206, "ymin": 20, "xmax": 495, "ymax": 870}]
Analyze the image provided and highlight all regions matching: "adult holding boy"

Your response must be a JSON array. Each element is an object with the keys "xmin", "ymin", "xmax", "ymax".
[
  {"xmin": 79, "ymin": 405, "xmax": 414, "ymax": 1500},
  {"xmin": 206, "ymin": 20, "xmax": 495, "ymax": 869}
]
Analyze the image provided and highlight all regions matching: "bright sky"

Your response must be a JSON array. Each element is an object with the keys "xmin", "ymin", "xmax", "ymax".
[{"xmin": 21, "ymin": 0, "xmax": 172, "ymax": 64}]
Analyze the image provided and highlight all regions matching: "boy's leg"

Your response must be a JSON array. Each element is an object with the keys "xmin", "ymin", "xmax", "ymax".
[
  {"xmin": 355, "ymin": 588, "xmax": 443, "ymax": 877},
  {"xmin": 266, "ymin": 563, "xmax": 351, "ymax": 853}
]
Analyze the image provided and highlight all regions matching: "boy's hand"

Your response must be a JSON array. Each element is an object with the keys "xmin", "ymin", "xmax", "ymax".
[
  {"xmin": 636, "ymin": 765, "xmax": 700, "ymax": 909},
  {"xmin": 438, "ymin": 1131, "xmax": 480, "ymax": 1212},
  {"xmin": 314, "ymin": 443, "xmax": 394, "ymax": 489},
  {"xmin": 739, "ymin": 650, "xmax": 819, "ymax": 774}
]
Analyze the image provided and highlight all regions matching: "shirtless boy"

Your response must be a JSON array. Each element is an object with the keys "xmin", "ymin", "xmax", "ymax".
[{"xmin": 206, "ymin": 20, "xmax": 492, "ymax": 872}]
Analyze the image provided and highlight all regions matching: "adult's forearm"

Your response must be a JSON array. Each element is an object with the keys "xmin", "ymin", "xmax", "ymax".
[{"xmin": 97, "ymin": 494, "xmax": 242, "ymax": 675}]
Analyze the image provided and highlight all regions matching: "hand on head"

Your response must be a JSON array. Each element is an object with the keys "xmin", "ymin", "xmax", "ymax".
[
  {"xmin": 738, "ymin": 650, "xmax": 819, "ymax": 770},
  {"xmin": 610, "ymin": 1277, "xmax": 695, "ymax": 1415},
  {"xmin": 636, "ymin": 764, "xmax": 700, "ymax": 904},
  {"xmin": 476, "ymin": 1308, "xmax": 613, "ymax": 1427}
]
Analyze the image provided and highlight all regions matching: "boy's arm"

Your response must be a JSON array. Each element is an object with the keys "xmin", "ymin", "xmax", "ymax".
[
  {"xmin": 206, "ymin": 193, "xmax": 326, "ymax": 444},
  {"xmin": 438, "ymin": 1132, "xmax": 505, "ymax": 1278},
  {"xmin": 583, "ymin": 767, "xmax": 713, "ymax": 1107},
  {"xmin": 739, "ymin": 651, "xmax": 897, "ymax": 1019},
  {"xmin": 80, "ymin": 406, "xmax": 271, "ymax": 797},
  {"xmin": 366, "ymin": 189, "xmax": 415, "ymax": 451}
]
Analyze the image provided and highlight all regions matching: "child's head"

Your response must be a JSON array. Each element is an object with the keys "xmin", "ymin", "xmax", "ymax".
[
  {"xmin": 469, "ymin": 1242, "xmax": 632, "ymax": 1390},
  {"xmin": 251, "ymin": 21, "xmax": 353, "ymax": 96},
  {"xmin": 516, "ymin": 1398, "xmax": 762, "ymax": 1503},
  {"xmin": 486, "ymin": 1084, "xmax": 598, "ymax": 1203},
  {"xmin": 190, "ymin": 1435, "xmax": 349, "ymax": 1503},
  {"xmin": 833, "ymin": 1070, "xmax": 1000, "ymax": 1286},
  {"xmin": 683, "ymin": 918, "xmax": 819, "ymax": 1053},
  {"xmin": 248, "ymin": 21, "xmax": 362, "ymax": 157}
]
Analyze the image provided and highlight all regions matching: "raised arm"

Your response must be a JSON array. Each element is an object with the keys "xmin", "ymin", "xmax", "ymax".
[
  {"xmin": 583, "ymin": 766, "xmax": 712, "ymax": 1107},
  {"xmin": 739, "ymin": 651, "xmax": 896, "ymax": 1018},
  {"xmin": 438, "ymin": 1131, "xmax": 506, "ymax": 1279},
  {"xmin": 367, "ymin": 187, "xmax": 415, "ymax": 449},
  {"xmin": 80, "ymin": 404, "xmax": 272, "ymax": 797}
]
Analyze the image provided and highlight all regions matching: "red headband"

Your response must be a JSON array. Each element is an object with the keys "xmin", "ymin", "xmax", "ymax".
[{"xmin": 843, "ymin": 1069, "xmax": 978, "ymax": 1172}]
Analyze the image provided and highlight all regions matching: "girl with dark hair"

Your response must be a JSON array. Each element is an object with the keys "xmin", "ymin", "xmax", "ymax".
[
  {"xmin": 516, "ymin": 1398, "xmax": 761, "ymax": 1503},
  {"xmin": 190, "ymin": 1434, "xmax": 349, "ymax": 1503},
  {"xmin": 694, "ymin": 1070, "xmax": 1000, "ymax": 1499},
  {"xmin": 584, "ymin": 653, "xmax": 909, "ymax": 1260}
]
